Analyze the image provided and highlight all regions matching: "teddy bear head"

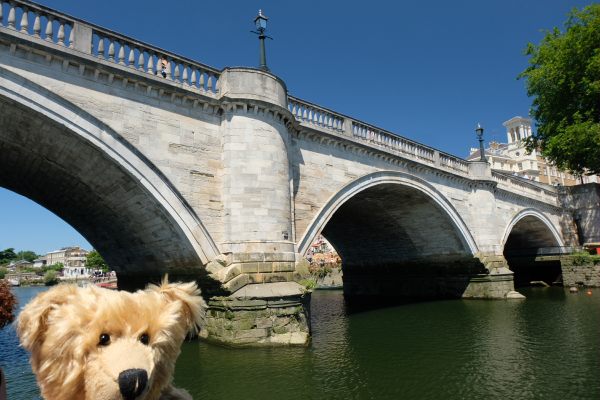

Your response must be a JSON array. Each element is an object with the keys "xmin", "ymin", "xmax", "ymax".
[{"xmin": 17, "ymin": 278, "xmax": 204, "ymax": 400}]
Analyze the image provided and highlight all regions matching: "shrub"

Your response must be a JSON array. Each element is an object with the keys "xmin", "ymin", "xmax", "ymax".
[
  {"xmin": 0, "ymin": 279, "xmax": 17, "ymax": 329},
  {"xmin": 44, "ymin": 270, "xmax": 59, "ymax": 286},
  {"xmin": 299, "ymin": 278, "xmax": 317, "ymax": 290}
]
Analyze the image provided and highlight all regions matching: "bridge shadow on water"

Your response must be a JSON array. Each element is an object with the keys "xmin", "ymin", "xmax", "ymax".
[{"xmin": 339, "ymin": 292, "xmax": 457, "ymax": 315}]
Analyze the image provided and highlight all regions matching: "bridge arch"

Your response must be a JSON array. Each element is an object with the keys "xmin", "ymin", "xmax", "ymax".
[
  {"xmin": 502, "ymin": 208, "xmax": 564, "ymax": 287},
  {"xmin": 501, "ymin": 208, "xmax": 564, "ymax": 250},
  {"xmin": 298, "ymin": 171, "xmax": 483, "ymax": 298},
  {"xmin": 0, "ymin": 66, "xmax": 219, "ymax": 280},
  {"xmin": 298, "ymin": 170, "xmax": 478, "ymax": 256}
]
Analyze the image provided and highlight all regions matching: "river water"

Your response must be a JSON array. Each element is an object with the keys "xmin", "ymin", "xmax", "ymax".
[{"xmin": 1, "ymin": 286, "xmax": 599, "ymax": 399}]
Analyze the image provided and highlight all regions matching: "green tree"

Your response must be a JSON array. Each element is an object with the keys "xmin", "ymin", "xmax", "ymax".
[
  {"xmin": 0, "ymin": 267, "xmax": 7, "ymax": 279},
  {"xmin": 86, "ymin": 250, "xmax": 109, "ymax": 272},
  {"xmin": 519, "ymin": 5, "xmax": 600, "ymax": 175},
  {"xmin": 0, "ymin": 248, "xmax": 16, "ymax": 264},
  {"xmin": 15, "ymin": 250, "xmax": 39, "ymax": 262},
  {"xmin": 43, "ymin": 263, "xmax": 64, "ymax": 273}
]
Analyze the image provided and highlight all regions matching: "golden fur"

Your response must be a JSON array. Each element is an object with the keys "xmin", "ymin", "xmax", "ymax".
[{"xmin": 17, "ymin": 277, "xmax": 205, "ymax": 400}]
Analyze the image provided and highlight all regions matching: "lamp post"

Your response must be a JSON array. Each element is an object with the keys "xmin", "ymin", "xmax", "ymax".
[
  {"xmin": 252, "ymin": 10, "xmax": 271, "ymax": 71},
  {"xmin": 475, "ymin": 123, "xmax": 487, "ymax": 162}
]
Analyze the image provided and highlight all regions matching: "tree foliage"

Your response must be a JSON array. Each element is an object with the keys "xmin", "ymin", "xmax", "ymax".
[
  {"xmin": 16, "ymin": 250, "xmax": 39, "ymax": 262},
  {"xmin": 86, "ymin": 250, "xmax": 109, "ymax": 272},
  {"xmin": 0, "ymin": 248, "xmax": 16, "ymax": 265},
  {"xmin": 519, "ymin": 5, "xmax": 600, "ymax": 175}
]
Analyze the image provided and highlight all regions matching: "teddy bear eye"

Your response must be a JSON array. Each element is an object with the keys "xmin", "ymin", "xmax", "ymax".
[
  {"xmin": 98, "ymin": 333, "xmax": 111, "ymax": 346},
  {"xmin": 139, "ymin": 333, "xmax": 150, "ymax": 345}
]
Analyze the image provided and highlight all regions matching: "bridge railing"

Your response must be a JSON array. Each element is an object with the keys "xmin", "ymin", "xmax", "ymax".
[
  {"xmin": 288, "ymin": 95, "xmax": 470, "ymax": 175},
  {"xmin": 0, "ymin": 0, "xmax": 220, "ymax": 93},
  {"xmin": 491, "ymin": 170, "xmax": 557, "ymax": 200}
]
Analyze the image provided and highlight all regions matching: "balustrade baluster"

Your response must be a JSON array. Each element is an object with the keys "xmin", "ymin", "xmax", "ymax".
[
  {"xmin": 7, "ymin": 3, "xmax": 15, "ymax": 29},
  {"xmin": 0, "ymin": 3, "xmax": 3, "ymax": 27},
  {"xmin": 214, "ymin": 77, "xmax": 219, "ymax": 92},
  {"xmin": 137, "ymin": 50, "xmax": 145, "ymax": 71},
  {"xmin": 19, "ymin": 7, "xmax": 28, "ymax": 33},
  {"xmin": 44, "ymin": 17, "xmax": 53, "ymax": 41},
  {"xmin": 146, "ymin": 52, "xmax": 154, "ymax": 74},
  {"xmin": 68, "ymin": 25, "xmax": 74, "ymax": 48},
  {"xmin": 165, "ymin": 57, "xmax": 172, "ymax": 80},
  {"xmin": 117, "ymin": 42, "xmax": 125, "ymax": 65},
  {"xmin": 33, "ymin": 13, "xmax": 41, "ymax": 37},
  {"xmin": 190, "ymin": 69, "xmax": 197, "ymax": 88},
  {"xmin": 97, "ymin": 37, "xmax": 105, "ymax": 59},
  {"xmin": 108, "ymin": 40, "xmax": 115, "ymax": 62},
  {"xmin": 198, "ymin": 72, "xmax": 205, "ymax": 90},
  {"xmin": 182, "ymin": 65, "xmax": 189, "ymax": 85},
  {"xmin": 206, "ymin": 73, "xmax": 213, "ymax": 91},
  {"xmin": 174, "ymin": 63, "xmax": 180, "ymax": 82},
  {"xmin": 57, "ymin": 21, "xmax": 65, "ymax": 46},
  {"xmin": 128, "ymin": 48, "xmax": 135, "ymax": 68}
]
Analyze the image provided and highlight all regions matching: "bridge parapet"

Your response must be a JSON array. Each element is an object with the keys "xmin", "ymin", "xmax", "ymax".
[
  {"xmin": 492, "ymin": 170, "xmax": 558, "ymax": 204},
  {"xmin": 0, "ymin": 0, "xmax": 220, "ymax": 93},
  {"xmin": 288, "ymin": 95, "xmax": 470, "ymax": 176}
]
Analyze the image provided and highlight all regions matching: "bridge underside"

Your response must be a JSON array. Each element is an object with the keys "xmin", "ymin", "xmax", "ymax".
[
  {"xmin": 321, "ymin": 183, "xmax": 486, "ymax": 299},
  {"xmin": 504, "ymin": 216, "xmax": 562, "ymax": 287},
  {"xmin": 0, "ymin": 95, "xmax": 204, "ymax": 282}
]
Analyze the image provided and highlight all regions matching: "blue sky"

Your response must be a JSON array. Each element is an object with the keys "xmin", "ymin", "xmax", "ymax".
[{"xmin": 0, "ymin": 0, "xmax": 592, "ymax": 255}]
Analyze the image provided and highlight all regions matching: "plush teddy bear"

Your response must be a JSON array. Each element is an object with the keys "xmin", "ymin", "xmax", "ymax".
[{"xmin": 17, "ymin": 277, "xmax": 205, "ymax": 400}]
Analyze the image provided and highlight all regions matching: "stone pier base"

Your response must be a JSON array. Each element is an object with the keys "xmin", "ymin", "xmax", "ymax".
[
  {"xmin": 462, "ymin": 254, "xmax": 520, "ymax": 299},
  {"xmin": 461, "ymin": 271, "xmax": 516, "ymax": 299},
  {"xmin": 203, "ymin": 282, "xmax": 311, "ymax": 347}
]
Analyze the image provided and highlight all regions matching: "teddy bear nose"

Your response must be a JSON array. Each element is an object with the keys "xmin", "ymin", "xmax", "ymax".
[{"xmin": 118, "ymin": 368, "xmax": 148, "ymax": 400}]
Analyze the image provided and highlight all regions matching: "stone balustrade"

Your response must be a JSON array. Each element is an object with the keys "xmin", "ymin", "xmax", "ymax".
[
  {"xmin": 288, "ymin": 96, "xmax": 470, "ymax": 175},
  {"xmin": 492, "ymin": 170, "xmax": 557, "ymax": 202},
  {"xmin": 0, "ymin": 0, "xmax": 220, "ymax": 93},
  {"xmin": 288, "ymin": 96, "xmax": 345, "ymax": 132}
]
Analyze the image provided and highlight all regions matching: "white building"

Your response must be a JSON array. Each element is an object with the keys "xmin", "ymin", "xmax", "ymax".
[{"xmin": 468, "ymin": 116, "xmax": 599, "ymax": 186}]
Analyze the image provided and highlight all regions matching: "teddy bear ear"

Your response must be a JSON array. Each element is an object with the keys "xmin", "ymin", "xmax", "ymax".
[
  {"xmin": 17, "ymin": 284, "xmax": 77, "ymax": 351},
  {"xmin": 147, "ymin": 275, "xmax": 206, "ymax": 333}
]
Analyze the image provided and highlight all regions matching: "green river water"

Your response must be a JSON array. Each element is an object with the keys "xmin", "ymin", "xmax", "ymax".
[{"xmin": 2, "ymin": 286, "xmax": 599, "ymax": 399}]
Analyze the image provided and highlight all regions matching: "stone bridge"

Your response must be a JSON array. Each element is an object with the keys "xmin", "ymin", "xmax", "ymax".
[{"xmin": 0, "ymin": 1, "xmax": 588, "ymax": 346}]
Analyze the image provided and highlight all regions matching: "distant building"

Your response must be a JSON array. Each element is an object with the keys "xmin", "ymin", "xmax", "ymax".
[
  {"xmin": 467, "ymin": 116, "xmax": 599, "ymax": 186},
  {"xmin": 44, "ymin": 246, "xmax": 92, "ymax": 279},
  {"xmin": 33, "ymin": 257, "xmax": 47, "ymax": 269},
  {"xmin": 307, "ymin": 235, "xmax": 340, "ymax": 265},
  {"xmin": 45, "ymin": 246, "xmax": 89, "ymax": 268},
  {"xmin": 8, "ymin": 259, "xmax": 33, "ymax": 270}
]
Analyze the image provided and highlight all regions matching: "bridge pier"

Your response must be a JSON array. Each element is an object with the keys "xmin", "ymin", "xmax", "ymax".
[{"xmin": 202, "ymin": 282, "xmax": 310, "ymax": 346}]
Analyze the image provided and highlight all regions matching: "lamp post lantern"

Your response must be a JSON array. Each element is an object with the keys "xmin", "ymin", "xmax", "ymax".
[
  {"xmin": 252, "ymin": 10, "xmax": 271, "ymax": 71},
  {"xmin": 475, "ymin": 123, "xmax": 487, "ymax": 162}
]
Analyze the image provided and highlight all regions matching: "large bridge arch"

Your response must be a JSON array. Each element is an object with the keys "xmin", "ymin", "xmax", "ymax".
[
  {"xmin": 297, "ymin": 171, "xmax": 483, "ymax": 298},
  {"xmin": 0, "ymin": 66, "xmax": 219, "ymax": 282}
]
